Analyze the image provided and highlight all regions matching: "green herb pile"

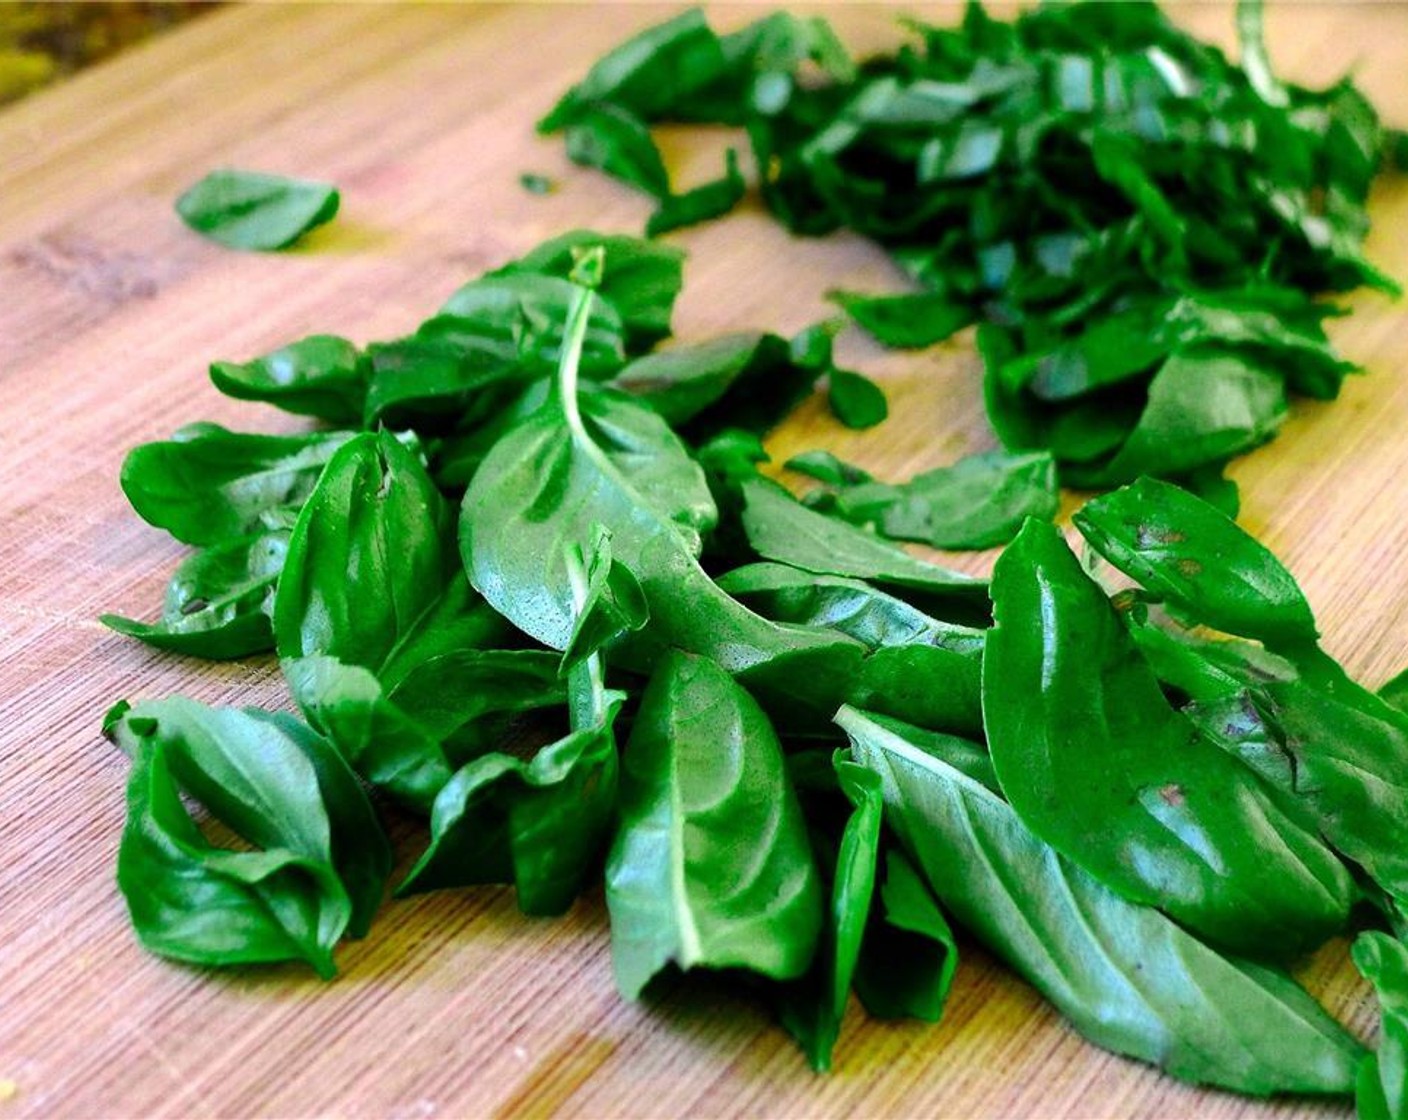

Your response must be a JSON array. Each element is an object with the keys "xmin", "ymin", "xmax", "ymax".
[
  {"xmin": 540, "ymin": 0, "xmax": 1400, "ymax": 507},
  {"xmin": 98, "ymin": 1, "xmax": 1408, "ymax": 1111},
  {"xmin": 104, "ymin": 227, "xmax": 1408, "ymax": 1104}
]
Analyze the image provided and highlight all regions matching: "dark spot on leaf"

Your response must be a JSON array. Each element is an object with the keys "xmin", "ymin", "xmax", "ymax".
[
  {"xmin": 1135, "ymin": 525, "xmax": 1185, "ymax": 549},
  {"xmin": 1176, "ymin": 558, "xmax": 1203, "ymax": 578},
  {"xmin": 180, "ymin": 598, "xmax": 209, "ymax": 615}
]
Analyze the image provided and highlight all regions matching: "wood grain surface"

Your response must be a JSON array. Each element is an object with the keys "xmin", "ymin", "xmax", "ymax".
[{"xmin": 3, "ymin": 4, "xmax": 1408, "ymax": 1117}]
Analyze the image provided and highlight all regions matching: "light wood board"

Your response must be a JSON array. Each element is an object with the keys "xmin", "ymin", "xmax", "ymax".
[{"xmin": 3, "ymin": 3, "xmax": 1408, "ymax": 1117}]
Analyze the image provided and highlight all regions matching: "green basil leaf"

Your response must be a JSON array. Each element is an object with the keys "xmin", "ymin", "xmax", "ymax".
[
  {"xmin": 120, "ymin": 424, "xmax": 354, "ymax": 547},
  {"xmin": 777, "ymin": 756, "xmax": 882, "ymax": 1072},
  {"xmin": 646, "ymin": 149, "xmax": 747, "ymax": 237},
  {"xmin": 984, "ymin": 519, "xmax": 1352, "ymax": 956},
  {"xmin": 738, "ymin": 476, "xmax": 987, "ymax": 609},
  {"xmin": 492, "ymin": 230, "xmax": 685, "ymax": 351},
  {"xmin": 609, "ymin": 332, "xmax": 775, "ymax": 426},
  {"xmin": 560, "ymin": 525, "xmax": 649, "ymax": 671},
  {"xmin": 108, "ymin": 698, "xmax": 390, "ymax": 977},
  {"xmin": 101, "ymin": 531, "xmax": 286, "ymax": 660},
  {"xmin": 606, "ymin": 651, "xmax": 823, "ymax": 998},
  {"xmin": 1352, "ymin": 932, "xmax": 1408, "ymax": 1120},
  {"xmin": 839, "ymin": 705, "xmax": 1363, "ymax": 1096},
  {"xmin": 564, "ymin": 104, "xmax": 671, "ymax": 198},
  {"xmin": 830, "ymin": 290, "xmax": 973, "ymax": 349},
  {"xmin": 1074, "ymin": 476, "xmax": 1318, "ymax": 644},
  {"xmin": 1382, "ymin": 667, "xmax": 1408, "ymax": 718},
  {"xmin": 209, "ymin": 336, "xmax": 367, "ymax": 425},
  {"xmin": 827, "ymin": 368, "xmax": 888, "ymax": 430},
  {"xmin": 785, "ymin": 450, "xmax": 874, "ymax": 487},
  {"xmin": 852, "ymin": 847, "xmax": 958, "ymax": 1022},
  {"xmin": 175, "ymin": 169, "xmax": 339, "ymax": 251}
]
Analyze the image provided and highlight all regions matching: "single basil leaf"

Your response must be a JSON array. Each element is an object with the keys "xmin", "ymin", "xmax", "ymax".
[
  {"xmin": 119, "ymin": 424, "xmax": 354, "ymax": 547},
  {"xmin": 609, "ymin": 331, "xmax": 774, "ymax": 426},
  {"xmin": 646, "ymin": 149, "xmax": 747, "ymax": 237},
  {"xmin": 839, "ymin": 705, "xmax": 1362, "ymax": 1096},
  {"xmin": 830, "ymin": 449, "xmax": 1058, "ymax": 551},
  {"xmin": 273, "ymin": 431, "xmax": 456, "ymax": 669},
  {"xmin": 738, "ymin": 476, "xmax": 987, "ymax": 609},
  {"xmin": 852, "ymin": 847, "xmax": 958, "ymax": 1022},
  {"xmin": 829, "ymin": 290, "xmax": 974, "ymax": 349},
  {"xmin": 828, "ymin": 368, "xmax": 888, "ymax": 430},
  {"xmin": 984, "ymin": 519, "xmax": 1352, "ymax": 957},
  {"xmin": 785, "ymin": 450, "xmax": 874, "ymax": 487},
  {"xmin": 565, "ymin": 104, "xmax": 672, "ymax": 198},
  {"xmin": 209, "ymin": 336, "xmax": 367, "ymax": 426},
  {"xmin": 1074, "ymin": 476, "xmax": 1318, "ymax": 644},
  {"xmin": 396, "ymin": 707, "xmax": 621, "ymax": 915},
  {"xmin": 1352, "ymin": 932, "xmax": 1408, "ymax": 1120},
  {"xmin": 101, "ymin": 531, "xmax": 287, "ymax": 660},
  {"xmin": 175, "ymin": 169, "xmax": 339, "ymax": 251},
  {"xmin": 361, "ymin": 332, "xmax": 529, "ymax": 432},
  {"xmin": 492, "ymin": 230, "xmax": 685, "ymax": 351},
  {"xmin": 676, "ymin": 330, "xmax": 828, "ymax": 444},
  {"xmin": 605, "ymin": 650, "xmax": 823, "ymax": 998},
  {"xmin": 539, "ymin": 8, "xmax": 727, "ymax": 132},
  {"xmin": 777, "ymin": 756, "xmax": 882, "ymax": 1072},
  {"xmin": 560, "ymin": 525, "xmax": 649, "ymax": 671},
  {"xmin": 108, "ymin": 698, "xmax": 390, "ymax": 977}
]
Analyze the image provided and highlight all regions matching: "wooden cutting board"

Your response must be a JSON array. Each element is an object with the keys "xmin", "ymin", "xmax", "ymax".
[{"xmin": 4, "ymin": 4, "xmax": 1408, "ymax": 1116}]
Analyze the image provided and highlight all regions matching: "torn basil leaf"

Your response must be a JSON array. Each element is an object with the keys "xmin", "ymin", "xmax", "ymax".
[{"xmin": 176, "ymin": 169, "xmax": 339, "ymax": 251}]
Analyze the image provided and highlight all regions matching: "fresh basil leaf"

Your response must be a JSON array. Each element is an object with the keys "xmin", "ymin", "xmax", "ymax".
[
  {"xmin": 609, "ymin": 332, "xmax": 774, "ymax": 426},
  {"xmin": 101, "ymin": 531, "xmax": 287, "ymax": 660},
  {"xmin": 606, "ymin": 650, "xmax": 823, "ymax": 998},
  {"xmin": 840, "ymin": 705, "xmax": 1363, "ymax": 1096},
  {"xmin": 777, "ymin": 756, "xmax": 882, "ymax": 1072},
  {"xmin": 493, "ymin": 230, "xmax": 685, "ymax": 351},
  {"xmin": 822, "ymin": 449, "xmax": 1059, "ymax": 550},
  {"xmin": 108, "ymin": 697, "xmax": 390, "ymax": 977},
  {"xmin": 830, "ymin": 290, "xmax": 973, "ymax": 349},
  {"xmin": 1352, "ymin": 932, "xmax": 1408, "ymax": 1120},
  {"xmin": 646, "ymin": 149, "xmax": 747, "ymax": 237},
  {"xmin": 738, "ymin": 476, "xmax": 987, "ymax": 609},
  {"xmin": 209, "ymin": 336, "xmax": 367, "ymax": 426},
  {"xmin": 827, "ymin": 368, "xmax": 888, "ymax": 430},
  {"xmin": 984, "ymin": 519, "xmax": 1352, "ymax": 957},
  {"xmin": 564, "ymin": 104, "xmax": 672, "ymax": 198},
  {"xmin": 539, "ymin": 8, "xmax": 727, "ymax": 132},
  {"xmin": 119, "ymin": 424, "xmax": 355, "ymax": 547},
  {"xmin": 175, "ymin": 169, "xmax": 339, "ymax": 251},
  {"xmin": 852, "ymin": 848, "xmax": 957, "ymax": 1023},
  {"xmin": 785, "ymin": 450, "xmax": 874, "ymax": 487},
  {"xmin": 1074, "ymin": 476, "xmax": 1318, "ymax": 644},
  {"xmin": 560, "ymin": 525, "xmax": 649, "ymax": 671}
]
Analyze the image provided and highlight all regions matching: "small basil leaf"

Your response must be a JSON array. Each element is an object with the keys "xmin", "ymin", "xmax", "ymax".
[
  {"xmin": 852, "ymin": 848, "xmax": 958, "ymax": 1022},
  {"xmin": 176, "ymin": 169, "xmax": 339, "ymax": 251},
  {"xmin": 209, "ymin": 336, "xmax": 367, "ymax": 425},
  {"xmin": 101, "ymin": 531, "xmax": 287, "ymax": 660},
  {"xmin": 827, "ymin": 368, "xmax": 888, "ymax": 430},
  {"xmin": 109, "ymin": 698, "xmax": 390, "ymax": 976},
  {"xmin": 830, "ymin": 290, "xmax": 974, "ymax": 349},
  {"xmin": 1074, "ymin": 476, "xmax": 1318, "ymax": 644},
  {"xmin": 784, "ymin": 450, "xmax": 874, "ymax": 487},
  {"xmin": 606, "ymin": 651, "xmax": 823, "ymax": 998},
  {"xmin": 120, "ymin": 424, "xmax": 354, "ymax": 547},
  {"xmin": 646, "ymin": 149, "xmax": 747, "ymax": 237},
  {"xmin": 1352, "ymin": 932, "xmax": 1408, "ymax": 1120},
  {"xmin": 840, "ymin": 705, "xmax": 1363, "ymax": 1096},
  {"xmin": 609, "ymin": 332, "xmax": 774, "ymax": 426},
  {"xmin": 776, "ymin": 756, "xmax": 882, "ymax": 1072},
  {"xmin": 565, "ymin": 104, "xmax": 671, "ymax": 198}
]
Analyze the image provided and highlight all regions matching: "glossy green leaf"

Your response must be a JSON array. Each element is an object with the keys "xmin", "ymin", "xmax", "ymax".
[
  {"xmin": 852, "ymin": 848, "xmax": 958, "ymax": 1023},
  {"xmin": 101, "ymin": 531, "xmax": 286, "ymax": 660},
  {"xmin": 108, "ymin": 697, "xmax": 390, "ymax": 977},
  {"xmin": 609, "ymin": 332, "xmax": 774, "ymax": 426},
  {"xmin": 119, "ymin": 424, "xmax": 354, "ymax": 547},
  {"xmin": 605, "ymin": 651, "xmax": 823, "ymax": 998},
  {"xmin": 1352, "ymin": 932, "xmax": 1408, "ymax": 1120},
  {"xmin": 564, "ymin": 104, "xmax": 671, "ymax": 198},
  {"xmin": 176, "ymin": 169, "xmax": 339, "ymax": 251},
  {"xmin": 830, "ymin": 290, "xmax": 973, "ymax": 349},
  {"xmin": 827, "ymin": 368, "xmax": 888, "ymax": 430},
  {"xmin": 777, "ymin": 756, "xmax": 882, "ymax": 1072},
  {"xmin": 1074, "ymin": 476, "xmax": 1318, "ymax": 644},
  {"xmin": 984, "ymin": 519, "xmax": 1352, "ymax": 956},
  {"xmin": 840, "ymin": 705, "xmax": 1362, "ymax": 1096},
  {"xmin": 209, "ymin": 336, "xmax": 367, "ymax": 425}
]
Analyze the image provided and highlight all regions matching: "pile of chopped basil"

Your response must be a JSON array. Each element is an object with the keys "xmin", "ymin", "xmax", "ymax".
[
  {"xmin": 98, "ymin": 2, "xmax": 1408, "ymax": 1111},
  {"xmin": 104, "ymin": 227, "xmax": 1407, "ymax": 1105},
  {"xmin": 540, "ymin": 0, "xmax": 1400, "ymax": 508}
]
